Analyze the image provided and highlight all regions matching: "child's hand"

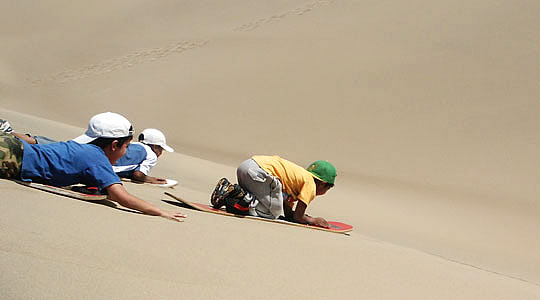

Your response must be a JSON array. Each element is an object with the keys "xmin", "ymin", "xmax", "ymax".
[
  {"xmin": 160, "ymin": 211, "xmax": 187, "ymax": 222},
  {"xmin": 151, "ymin": 177, "xmax": 168, "ymax": 184},
  {"xmin": 311, "ymin": 217, "xmax": 329, "ymax": 228}
]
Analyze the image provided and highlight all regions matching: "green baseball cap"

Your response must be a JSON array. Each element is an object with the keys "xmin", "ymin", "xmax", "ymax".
[{"xmin": 307, "ymin": 160, "xmax": 337, "ymax": 185}]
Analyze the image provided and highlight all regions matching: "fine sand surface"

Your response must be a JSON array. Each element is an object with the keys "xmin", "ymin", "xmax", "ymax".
[{"xmin": 2, "ymin": 1, "xmax": 540, "ymax": 299}]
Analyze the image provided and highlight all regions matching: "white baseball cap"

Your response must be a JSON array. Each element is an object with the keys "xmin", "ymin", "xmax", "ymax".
[
  {"xmin": 138, "ymin": 128, "xmax": 174, "ymax": 152},
  {"xmin": 73, "ymin": 112, "xmax": 134, "ymax": 144}
]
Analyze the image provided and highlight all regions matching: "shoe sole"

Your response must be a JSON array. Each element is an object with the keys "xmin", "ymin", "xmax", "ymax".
[{"xmin": 211, "ymin": 178, "xmax": 230, "ymax": 208}]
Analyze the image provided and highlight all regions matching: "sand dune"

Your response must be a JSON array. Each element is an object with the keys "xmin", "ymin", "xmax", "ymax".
[{"xmin": 2, "ymin": 1, "xmax": 540, "ymax": 298}]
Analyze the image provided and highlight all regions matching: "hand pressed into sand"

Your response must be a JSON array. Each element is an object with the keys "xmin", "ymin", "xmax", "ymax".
[{"xmin": 160, "ymin": 211, "xmax": 187, "ymax": 222}]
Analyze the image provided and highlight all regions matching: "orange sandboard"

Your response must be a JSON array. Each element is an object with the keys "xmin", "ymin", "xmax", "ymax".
[
  {"xmin": 15, "ymin": 181, "xmax": 107, "ymax": 201},
  {"xmin": 165, "ymin": 192, "xmax": 353, "ymax": 234}
]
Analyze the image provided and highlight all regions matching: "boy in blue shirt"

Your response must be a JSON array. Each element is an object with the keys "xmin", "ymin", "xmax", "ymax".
[
  {"xmin": 0, "ymin": 113, "xmax": 185, "ymax": 222},
  {"xmin": 0, "ymin": 120, "xmax": 173, "ymax": 184},
  {"xmin": 113, "ymin": 128, "xmax": 174, "ymax": 184}
]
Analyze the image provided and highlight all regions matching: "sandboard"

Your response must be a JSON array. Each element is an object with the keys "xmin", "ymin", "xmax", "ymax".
[
  {"xmin": 121, "ymin": 178, "xmax": 179, "ymax": 188},
  {"xmin": 156, "ymin": 179, "xmax": 178, "ymax": 188},
  {"xmin": 164, "ymin": 192, "xmax": 353, "ymax": 234},
  {"xmin": 15, "ymin": 181, "xmax": 107, "ymax": 201}
]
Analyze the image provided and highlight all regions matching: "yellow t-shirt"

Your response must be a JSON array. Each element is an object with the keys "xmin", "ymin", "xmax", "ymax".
[{"xmin": 252, "ymin": 155, "xmax": 316, "ymax": 206}]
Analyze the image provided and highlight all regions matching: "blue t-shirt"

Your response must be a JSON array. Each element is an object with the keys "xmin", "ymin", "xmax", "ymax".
[
  {"xmin": 113, "ymin": 142, "xmax": 157, "ymax": 178},
  {"xmin": 20, "ymin": 140, "xmax": 121, "ymax": 190}
]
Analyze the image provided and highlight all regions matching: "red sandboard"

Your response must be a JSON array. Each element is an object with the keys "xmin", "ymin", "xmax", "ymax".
[
  {"xmin": 165, "ymin": 192, "xmax": 353, "ymax": 234},
  {"xmin": 15, "ymin": 181, "xmax": 107, "ymax": 201}
]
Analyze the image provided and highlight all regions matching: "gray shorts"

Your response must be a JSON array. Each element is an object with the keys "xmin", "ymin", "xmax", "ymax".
[{"xmin": 236, "ymin": 159, "xmax": 283, "ymax": 219}]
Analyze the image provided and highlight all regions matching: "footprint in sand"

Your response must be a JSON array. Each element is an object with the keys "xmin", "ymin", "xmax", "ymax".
[
  {"xmin": 28, "ymin": 1, "xmax": 333, "ymax": 85},
  {"xmin": 234, "ymin": 0, "xmax": 332, "ymax": 31},
  {"xmin": 29, "ymin": 40, "xmax": 208, "ymax": 85}
]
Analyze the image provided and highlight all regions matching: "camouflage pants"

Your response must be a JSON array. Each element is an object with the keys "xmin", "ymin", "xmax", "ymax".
[{"xmin": 0, "ymin": 133, "xmax": 23, "ymax": 179}]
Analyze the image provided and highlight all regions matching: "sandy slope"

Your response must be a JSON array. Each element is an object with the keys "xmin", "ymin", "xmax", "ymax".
[
  {"xmin": 2, "ymin": 0, "xmax": 540, "ymax": 299},
  {"xmin": 1, "ymin": 111, "xmax": 539, "ymax": 299}
]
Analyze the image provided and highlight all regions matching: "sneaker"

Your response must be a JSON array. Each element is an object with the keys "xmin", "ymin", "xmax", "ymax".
[
  {"xmin": 210, "ymin": 178, "xmax": 234, "ymax": 208},
  {"xmin": 0, "ymin": 119, "xmax": 13, "ymax": 133},
  {"xmin": 224, "ymin": 193, "xmax": 253, "ymax": 215}
]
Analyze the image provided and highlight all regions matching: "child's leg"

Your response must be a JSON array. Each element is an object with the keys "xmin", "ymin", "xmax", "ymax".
[
  {"xmin": 0, "ymin": 133, "xmax": 23, "ymax": 179},
  {"xmin": 236, "ymin": 159, "xmax": 283, "ymax": 219},
  {"xmin": 33, "ymin": 135, "xmax": 58, "ymax": 145},
  {"xmin": 9, "ymin": 133, "xmax": 57, "ymax": 145},
  {"xmin": 11, "ymin": 132, "xmax": 37, "ymax": 144}
]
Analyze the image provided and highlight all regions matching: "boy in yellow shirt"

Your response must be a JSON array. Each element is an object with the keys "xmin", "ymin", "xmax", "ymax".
[{"xmin": 211, "ymin": 155, "xmax": 336, "ymax": 228}]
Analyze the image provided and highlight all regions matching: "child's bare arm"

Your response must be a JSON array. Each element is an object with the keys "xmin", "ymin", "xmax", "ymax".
[
  {"xmin": 106, "ymin": 183, "xmax": 185, "ymax": 221},
  {"xmin": 293, "ymin": 201, "xmax": 329, "ymax": 228}
]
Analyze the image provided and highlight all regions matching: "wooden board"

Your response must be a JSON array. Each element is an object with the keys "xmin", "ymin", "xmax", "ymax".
[
  {"xmin": 121, "ymin": 178, "xmax": 179, "ymax": 188},
  {"xmin": 15, "ymin": 181, "xmax": 107, "ymax": 201},
  {"xmin": 164, "ymin": 192, "xmax": 353, "ymax": 234}
]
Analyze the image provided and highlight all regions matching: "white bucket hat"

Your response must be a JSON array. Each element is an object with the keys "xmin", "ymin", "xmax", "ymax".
[
  {"xmin": 138, "ymin": 128, "xmax": 174, "ymax": 152},
  {"xmin": 73, "ymin": 112, "xmax": 134, "ymax": 144}
]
